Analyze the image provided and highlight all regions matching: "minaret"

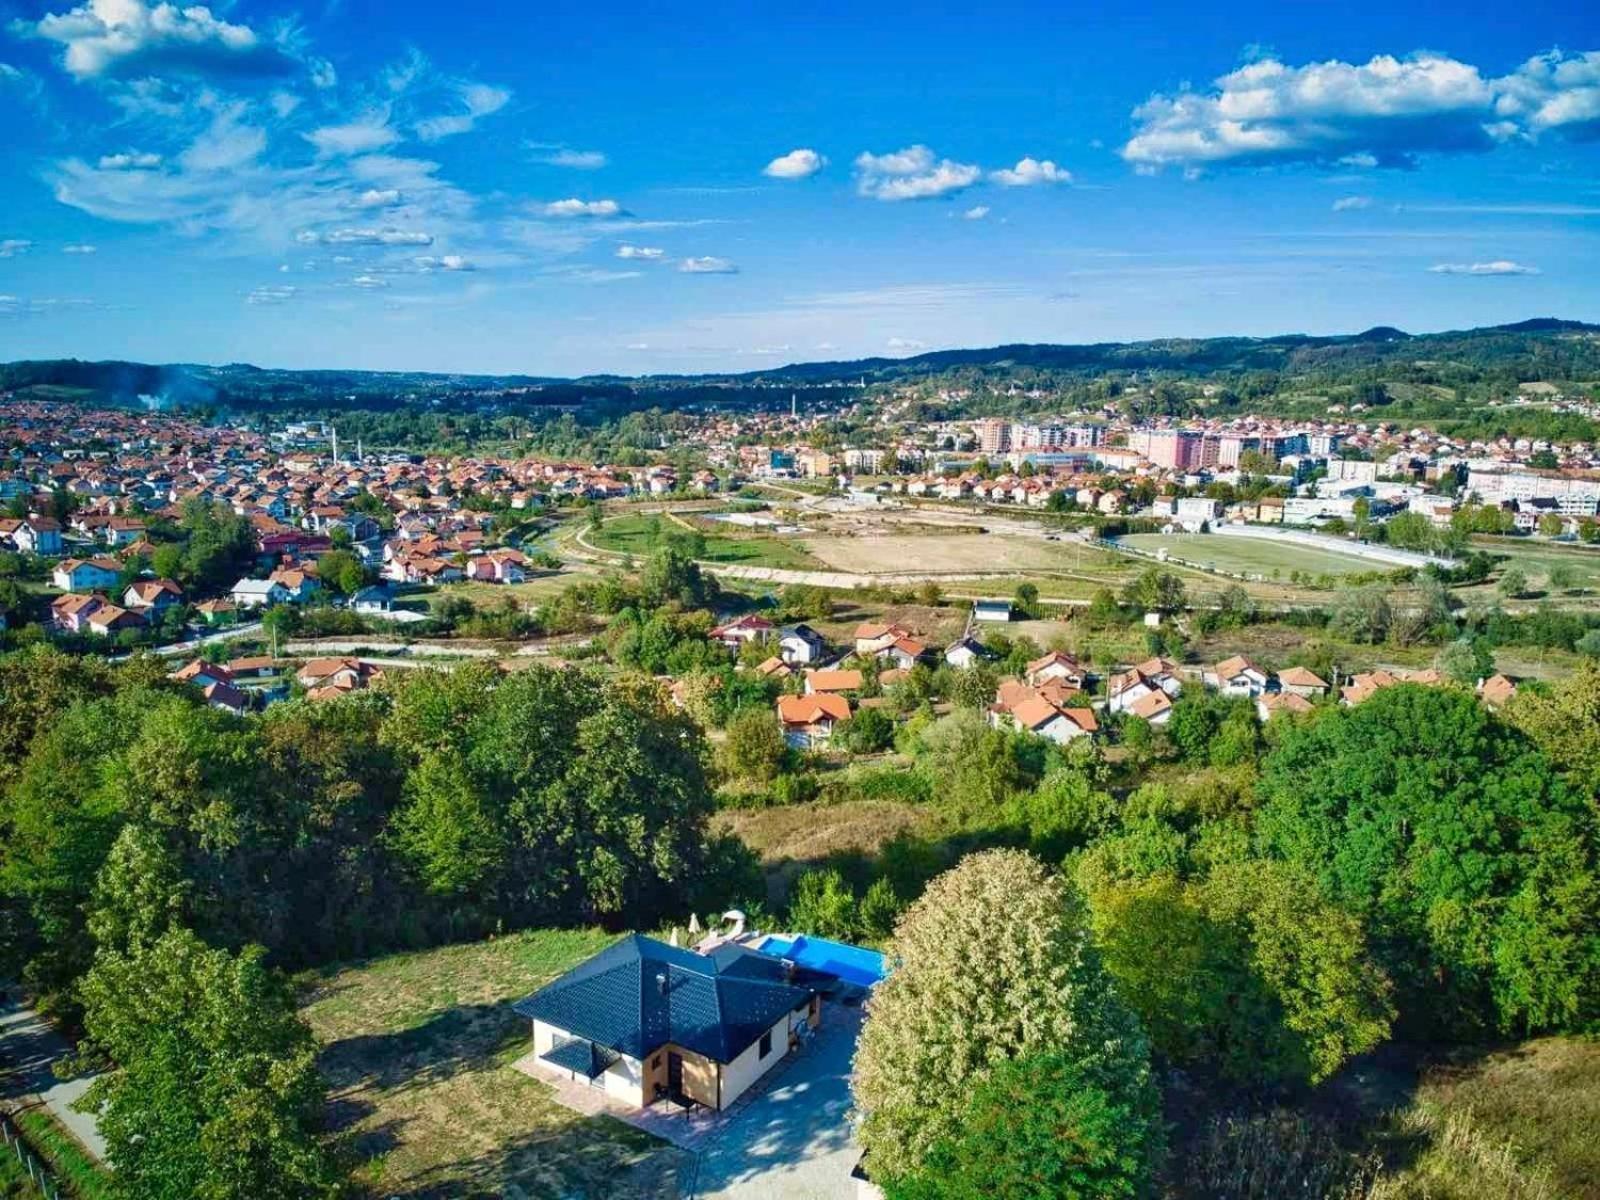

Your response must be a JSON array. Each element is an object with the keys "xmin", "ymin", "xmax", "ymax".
[
  {"xmin": 791, "ymin": 393, "xmax": 797, "ymax": 419},
  {"xmin": 357, "ymin": 435, "xmax": 363, "ymax": 463},
  {"xmin": 331, "ymin": 425, "xmax": 339, "ymax": 465}
]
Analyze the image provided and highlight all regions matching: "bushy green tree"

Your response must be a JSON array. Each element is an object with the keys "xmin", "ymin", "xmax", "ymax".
[
  {"xmin": 853, "ymin": 850, "xmax": 1160, "ymax": 1186},
  {"xmin": 719, "ymin": 707, "xmax": 790, "ymax": 782},
  {"xmin": 77, "ymin": 928, "xmax": 339, "ymax": 1200}
]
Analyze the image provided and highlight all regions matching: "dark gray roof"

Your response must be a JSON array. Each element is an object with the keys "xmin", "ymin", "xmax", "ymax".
[
  {"xmin": 541, "ymin": 1037, "xmax": 618, "ymax": 1078},
  {"xmin": 513, "ymin": 934, "xmax": 814, "ymax": 1065}
]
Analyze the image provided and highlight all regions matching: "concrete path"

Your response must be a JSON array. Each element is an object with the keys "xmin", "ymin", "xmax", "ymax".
[
  {"xmin": 691, "ymin": 1008, "xmax": 863, "ymax": 1200},
  {"xmin": 0, "ymin": 996, "xmax": 107, "ymax": 1162}
]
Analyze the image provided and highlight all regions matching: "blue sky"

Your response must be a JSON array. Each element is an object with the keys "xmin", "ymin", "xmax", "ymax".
[{"xmin": 0, "ymin": 0, "xmax": 1597, "ymax": 375}]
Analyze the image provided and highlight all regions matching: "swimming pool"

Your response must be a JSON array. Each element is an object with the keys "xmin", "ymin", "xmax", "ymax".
[{"xmin": 758, "ymin": 934, "xmax": 887, "ymax": 988}]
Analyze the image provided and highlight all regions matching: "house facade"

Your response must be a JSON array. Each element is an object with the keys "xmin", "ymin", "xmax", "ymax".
[{"xmin": 513, "ymin": 935, "xmax": 819, "ymax": 1112}]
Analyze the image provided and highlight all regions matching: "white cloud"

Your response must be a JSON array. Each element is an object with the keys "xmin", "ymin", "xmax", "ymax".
[
  {"xmin": 531, "ymin": 145, "xmax": 607, "ymax": 169},
  {"xmin": 616, "ymin": 244, "xmax": 665, "ymax": 260},
  {"xmin": 763, "ymin": 148, "xmax": 826, "ymax": 179},
  {"xmin": 626, "ymin": 342, "xmax": 650, "ymax": 351},
  {"xmin": 246, "ymin": 284, "xmax": 296, "ymax": 305},
  {"xmin": 962, "ymin": 205, "xmax": 990, "ymax": 220},
  {"xmin": 354, "ymin": 188, "xmax": 400, "ymax": 208},
  {"xmin": 351, "ymin": 273, "xmax": 389, "ymax": 288},
  {"xmin": 178, "ymin": 104, "xmax": 265, "ymax": 172},
  {"xmin": 415, "ymin": 82, "xmax": 511, "ymax": 141},
  {"xmin": 854, "ymin": 145, "xmax": 980, "ymax": 201},
  {"xmin": 542, "ymin": 198, "xmax": 621, "ymax": 218},
  {"xmin": 0, "ymin": 239, "xmax": 32, "ymax": 257},
  {"xmin": 886, "ymin": 336, "xmax": 926, "ymax": 350},
  {"xmin": 990, "ymin": 156, "xmax": 1071, "ymax": 186},
  {"xmin": 1123, "ymin": 49, "xmax": 1600, "ymax": 172},
  {"xmin": 413, "ymin": 254, "xmax": 472, "ymax": 271},
  {"xmin": 302, "ymin": 227, "xmax": 435, "ymax": 246},
  {"xmin": 97, "ymin": 150, "xmax": 162, "ymax": 170},
  {"xmin": 1124, "ymin": 53, "xmax": 1496, "ymax": 169},
  {"xmin": 62, "ymin": 243, "xmax": 96, "ymax": 253},
  {"xmin": 1428, "ymin": 259, "xmax": 1540, "ymax": 275},
  {"xmin": 1332, "ymin": 195, "xmax": 1372, "ymax": 211},
  {"xmin": 305, "ymin": 113, "xmax": 400, "ymax": 157},
  {"xmin": 26, "ymin": 0, "xmax": 292, "ymax": 81},
  {"xmin": 679, "ymin": 255, "xmax": 738, "ymax": 274}
]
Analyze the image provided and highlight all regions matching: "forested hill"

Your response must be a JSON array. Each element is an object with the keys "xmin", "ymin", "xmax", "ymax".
[{"xmin": 3, "ymin": 317, "xmax": 1598, "ymax": 416}]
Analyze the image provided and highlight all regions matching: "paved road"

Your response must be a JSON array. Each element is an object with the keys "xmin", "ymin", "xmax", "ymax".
[
  {"xmin": 0, "ymin": 996, "xmax": 107, "ymax": 1162},
  {"xmin": 692, "ymin": 1008, "xmax": 863, "ymax": 1199}
]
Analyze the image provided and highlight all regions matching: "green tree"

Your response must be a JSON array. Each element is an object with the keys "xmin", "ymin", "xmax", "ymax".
[
  {"xmin": 839, "ymin": 706, "xmax": 895, "ymax": 754},
  {"xmin": 1256, "ymin": 686, "xmax": 1600, "ymax": 1036},
  {"xmin": 787, "ymin": 868, "xmax": 858, "ymax": 940},
  {"xmin": 719, "ymin": 707, "xmax": 790, "ymax": 782},
  {"xmin": 77, "ymin": 928, "xmax": 339, "ymax": 1200},
  {"xmin": 1436, "ymin": 636, "xmax": 1494, "ymax": 684},
  {"xmin": 314, "ymin": 549, "xmax": 367, "ymax": 595},
  {"xmin": 853, "ymin": 850, "xmax": 1160, "ymax": 1185},
  {"xmin": 888, "ymin": 1052, "xmax": 1158, "ymax": 1200},
  {"xmin": 1120, "ymin": 568, "xmax": 1185, "ymax": 614},
  {"xmin": 1499, "ymin": 566, "xmax": 1528, "ymax": 599}
]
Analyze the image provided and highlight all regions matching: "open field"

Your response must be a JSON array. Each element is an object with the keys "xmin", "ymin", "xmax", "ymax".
[
  {"xmin": 590, "ymin": 513, "xmax": 821, "ymax": 571},
  {"xmin": 801, "ymin": 530, "xmax": 1091, "ymax": 575},
  {"xmin": 1470, "ymin": 536, "xmax": 1600, "ymax": 592},
  {"xmin": 714, "ymin": 798, "xmax": 944, "ymax": 874},
  {"xmin": 300, "ymin": 929, "xmax": 679, "ymax": 1199},
  {"xmin": 1119, "ymin": 532, "xmax": 1383, "ymax": 579},
  {"xmin": 421, "ymin": 569, "xmax": 596, "ymax": 612}
]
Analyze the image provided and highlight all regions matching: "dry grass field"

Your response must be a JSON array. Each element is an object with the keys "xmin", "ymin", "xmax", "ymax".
[{"xmin": 800, "ymin": 530, "xmax": 1090, "ymax": 575}]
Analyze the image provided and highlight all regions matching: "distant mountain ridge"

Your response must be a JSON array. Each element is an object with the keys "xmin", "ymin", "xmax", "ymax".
[{"xmin": 2, "ymin": 318, "xmax": 1596, "ymax": 412}]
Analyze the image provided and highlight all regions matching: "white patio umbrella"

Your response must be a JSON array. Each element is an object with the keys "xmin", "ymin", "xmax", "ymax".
[
  {"xmin": 687, "ymin": 912, "xmax": 702, "ymax": 935},
  {"xmin": 669, "ymin": 927, "xmax": 681, "ymax": 947}
]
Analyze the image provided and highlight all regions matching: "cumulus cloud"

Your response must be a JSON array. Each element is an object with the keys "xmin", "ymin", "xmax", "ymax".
[
  {"xmin": 246, "ymin": 284, "xmax": 296, "ymax": 305},
  {"xmin": 354, "ymin": 188, "xmax": 401, "ymax": 208},
  {"xmin": 963, "ymin": 205, "xmax": 990, "ymax": 220},
  {"xmin": 305, "ymin": 113, "xmax": 400, "ymax": 157},
  {"xmin": 98, "ymin": 150, "xmax": 162, "ymax": 170},
  {"xmin": 413, "ymin": 254, "xmax": 471, "ymax": 271},
  {"xmin": 530, "ymin": 145, "xmax": 607, "ymax": 169},
  {"xmin": 0, "ymin": 239, "xmax": 32, "ymax": 257},
  {"xmin": 854, "ymin": 145, "xmax": 981, "ymax": 201},
  {"xmin": 415, "ymin": 82, "xmax": 511, "ymax": 141},
  {"xmin": 990, "ymin": 156, "xmax": 1071, "ymax": 186},
  {"xmin": 1123, "ymin": 49, "xmax": 1600, "ymax": 172},
  {"xmin": 62, "ymin": 243, "xmax": 96, "ymax": 253},
  {"xmin": 1493, "ymin": 51, "xmax": 1600, "ymax": 140},
  {"xmin": 616, "ymin": 244, "xmax": 665, "ymax": 260},
  {"xmin": 763, "ymin": 148, "xmax": 826, "ymax": 179},
  {"xmin": 351, "ymin": 274, "xmax": 389, "ymax": 288},
  {"xmin": 300, "ymin": 227, "xmax": 434, "ymax": 246},
  {"xmin": 1428, "ymin": 259, "xmax": 1540, "ymax": 275},
  {"xmin": 25, "ymin": 0, "xmax": 294, "ymax": 81},
  {"xmin": 542, "ymin": 198, "xmax": 621, "ymax": 217},
  {"xmin": 678, "ymin": 255, "xmax": 738, "ymax": 274},
  {"xmin": 1332, "ymin": 195, "xmax": 1372, "ymax": 211},
  {"xmin": 886, "ymin": 336, "xmax": 926, "ymax": 350}
]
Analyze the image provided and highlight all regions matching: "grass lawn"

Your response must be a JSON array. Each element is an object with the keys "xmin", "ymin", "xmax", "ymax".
[
  {"xmin": 1119, "ymin": 532, "xmax": 1381, "ymax": 579},
  {"xmin": 800, "ymin": 530, "xmax": 1085, "ymax": 575},
  {"xmin": 0, "ymin": 1146, "xmax": 39, "ymax": 1200},
  {"xmin": 12, "ymin": 1111, "xmax": 110, "ymax": 1200},
  {"xmin": 1469, "ymin": 535, "xmax": 1600, "ymax": 594},
  {"xmin": 300, "ymin": 928, "xmax": 682, "ymax": 1199},
  {"xmin": 589, "ymin": 513, "xmax": 821, "ymax": 571},
  {"xmin": 422, "ymin": 571, "xmax": 595, "ymax": 612}
]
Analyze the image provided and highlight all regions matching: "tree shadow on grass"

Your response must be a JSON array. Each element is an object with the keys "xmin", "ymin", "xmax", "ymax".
[{"xmin": 318, "ymin": 1002, "xmax": 513, "ymax": 1095}]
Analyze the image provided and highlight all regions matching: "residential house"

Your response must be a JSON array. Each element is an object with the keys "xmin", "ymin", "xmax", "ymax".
[
  {"xmin": 226, "ymin": 655, "xmax": 276, "ymax": 679},
  {"xmin": 123, "ymin": 578, "xmax": 183, "ymax": 615},
  {"xmin": 194, "ymin": 599, "xmax": 239, "ymax": 626},
  {"xmin": 1106, "ymin": 656, "xmax": 1183, "ymax": 716},
  {"xmin": 86, "ymin": 603, "xmax": 145, "ymax": 637},
  {"xmin": 231, "ymin": 578, "xmax": 291, "ymax": 609},
  {"xmin": 170, "ymin": 659, "xmax": 234, "ymax": 689},
  {"xmin": 805, "ymin": 669, "xmax": 863, "ymax": 696},
  {"xmin": 1125, "ymin": 688, "xmax": 1175, "ymax": 725},
  {"xmin": 50, "ymin": 592, "xmax": 103, "ymax": 634},
  {"xmin": 511, "ymin": 934, "xmax": 820, "ymax": 1112},
  {"xmin": 777, "ymin": 624, "xmax": 827, "ymax": 666},
  {"xmin": 1478, "ymin": 673, "xmax": 1519, "ymax": 707},
  {"xmin": 710, "ymin": 614, "xmax": 775, "ymax": 650},
  {"xmin": 1276, "ymin": 666, "xmax": 1330, "ymax": 698},
  {"xmin": 467, "ymin": 549, "xmax": 530, "ymax": 584},
  {"xmin": 1025, "ymin": 651, "xmax": 1087, "ymax": 690},
  {"xmin": 268, "ymin": 568, "xmax": 321, "ymax": 604},
  {"xmin": 944, "ymin": 636, "xmax": 987, "ymax": 670},
  {"xmin": 994, "ymin": 692, "xmax": 1099, "ymax": 744},
  {"xmin": 873, "ymin": 635, "xmax": 926, "ymax": 671},
  {"xmin": 202, "ymin": 680, "xmax": 251, "ymax": 716},
  {"xmin": 350, "ymin": 583, "xmax": 397, "ymax": 613},
  {"xmin": 753, "ymin": 655, "xmax": 792, "ymax": 680},
  {"xmin": 853, "ymin": 622, "xmax": 911, "ymax": 657},
  {"xmin": 777, "ymin": 693, "xmax": 851, "ymax": 747},
  {"xmin": 15, "ymin": 517, "xmax": 63, "ymax": 555},
  {"xmin": 53, "ymin": 557, "xmax": 123, "ymax": 592},
  {"xmin": 297, "ymin": 656, "xmax": 383, "ymax": 698},
  {"xmin": 1206, "ymin": 655, "xmax": 1270, "ymax": 697}
]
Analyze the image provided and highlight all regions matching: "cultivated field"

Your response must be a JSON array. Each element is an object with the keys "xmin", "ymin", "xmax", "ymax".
[
  {"xmin": 1118, "ymin": 532, "xmax": 1382, "ymax": 579},
  {"xmin": 301, "ymin": 929, "xmax": 679, "ymax": 1199}
]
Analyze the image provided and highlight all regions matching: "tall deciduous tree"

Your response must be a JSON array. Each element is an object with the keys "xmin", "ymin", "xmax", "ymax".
[{"xmin": 853, "ymin": 849, "xmax": 1161, "ymax": 1187}]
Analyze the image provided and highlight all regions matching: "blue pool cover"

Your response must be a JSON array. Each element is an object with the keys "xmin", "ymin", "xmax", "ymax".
[{"xmin": 759, "ymin": 934, "xmax": 887, "ymax": 988}]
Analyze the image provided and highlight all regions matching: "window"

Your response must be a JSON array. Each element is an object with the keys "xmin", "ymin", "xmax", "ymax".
[
  {"xmin": 651, "ymin": 1055, "xmax": 661, "ymax": 1069},
  {"xmin": 758, "ymin": 1031, "xmax": 772, "ymax": 1059}
]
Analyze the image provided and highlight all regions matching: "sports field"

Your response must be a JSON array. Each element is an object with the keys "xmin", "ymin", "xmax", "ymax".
[{"xmin": 1117, "ymin": 532, "xmax": 1382, "ymax": 579}]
